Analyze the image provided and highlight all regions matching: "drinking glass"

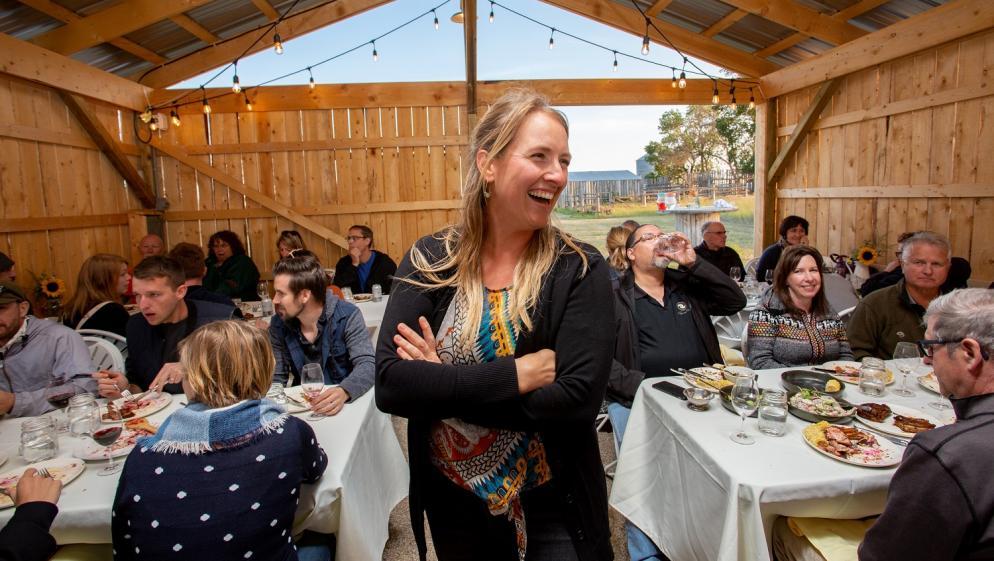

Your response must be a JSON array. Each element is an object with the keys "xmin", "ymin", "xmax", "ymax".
[
  {"xmin": 92, "ymin": 407, "xmax": 124, "ymax": 476},
  {"xmin": 44, "ymin": 376, "xmax": 82, "ymax": 433},
  {"xmin": 729, "ymin": 267, "xmax": 742, "ymax": 282},
  {"xmin": 256, "ymin": 281, "xmax": 268, "ymax": 300},
  {"xmin": 859, "ymin": 357, "xmax": 887, "ymax": 397},
  {"xmin": 730, "ymin": 374, "xmax": 759, "ymax": 445},
  {"xmin": 891, "ymin": 342, "xmax": 919, "ymax": 397},
  {"xmin": 758, "ymin": 389, "xmax": 788, "ymax": 436},
  {"xmin": 301, "ymin": 363, "xmax": 325, "ymax": 421},
  {"xmin": 764, "ymin": 270, "xmax": 773, "ymax": 283}
]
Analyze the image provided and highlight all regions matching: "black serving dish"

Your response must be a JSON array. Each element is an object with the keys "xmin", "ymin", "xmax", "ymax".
[
  {"xmin": 719, "ymin": 385, "xmax": 758, "ymax": 418},
  {"xmin": 786, "ymin": 391, "xmax": 856, "ymax": 424},
  {"xmin": 781, "ymin": 370, "xmax": 845, "ymax": 397}
]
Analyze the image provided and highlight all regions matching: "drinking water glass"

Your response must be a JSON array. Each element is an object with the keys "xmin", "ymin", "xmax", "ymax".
[
  {"xmin": 758, "ymin": 389, "xmax": 788, "ymax": 436},
  {"xmin": 729, "ymin": 266, "xmax": 742, "ymax": 283},
  {"xmin": 859, "ymin": 357, "xmax": 887, "ymax": 397}
]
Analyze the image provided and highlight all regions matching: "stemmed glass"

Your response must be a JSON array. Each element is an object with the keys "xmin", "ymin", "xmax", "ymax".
[
  {"xmin": 891, "ymin": 342, "xmax": 919, "ymax": 397},
  {"xmin": 301, "ymin": 363, "xmax": 325, "ymax": 421},
  {"xmin": 764, "ymin": 270, "xmax": 774, "ymax": 284},
  {"xmin": 729, "ymin": 267, "xmax": 742, "ymax": 283},
  {"xmin": 44, "ymin": 376, "xmax": 83, "ymax": 433},
  {"xmin": 92, "ymin": 406, "xmax": 124, "ymax": 476},
  {"xmin": 730, "ymin": 374, "xmax": 760, "ymax": 445},
  {"xmin": 256, "ymin": 281, "xmax": 268, "ymax": 300}
]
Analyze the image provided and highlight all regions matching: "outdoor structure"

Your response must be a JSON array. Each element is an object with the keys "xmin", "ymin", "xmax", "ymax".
[{"xmin": 1, "ymin": 0, "xmax": 992, "ymax": 298}]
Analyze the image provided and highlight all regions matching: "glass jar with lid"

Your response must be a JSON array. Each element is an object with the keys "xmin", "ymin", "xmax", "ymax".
[{"xmin": 20, "ymin": 417, "xmax": 58, "ymax": 463}]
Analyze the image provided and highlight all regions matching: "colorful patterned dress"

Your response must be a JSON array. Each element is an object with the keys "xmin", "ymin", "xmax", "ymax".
[{"xmin": 429, "ymin": 287, "xmax": 552, "ymax": 560}]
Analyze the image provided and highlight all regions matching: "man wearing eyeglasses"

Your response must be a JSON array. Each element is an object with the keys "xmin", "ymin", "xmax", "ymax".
[
  {"xmin": 607, "ymin": 224, "xmax": 746, "ymax": 561},
  {"xmin": 858, "ymin": 288, "xmax": 994, "ymax": 560},
  {"xmin": 848, "ymin": 231, "xmax": 951, "ymax": 360},
  {"xmin": 694, "ymin": 220, "xmax": 745, "ymax": 281},
  {"xmin": 332, "ymin": 225, "xmax": 397, "ymax": 295}
]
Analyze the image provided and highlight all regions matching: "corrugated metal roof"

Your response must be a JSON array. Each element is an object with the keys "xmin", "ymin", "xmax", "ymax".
[
  {"xmin": 0, "ymin": 0, "xmax": 61, "ymax": 39},
  {"xmin": 720, "ymin": 14, "xmax": 796, "ymax": 51},
  {"xmin": 666, "ymin": 0, "xmax": 737, "ymax": 30}
]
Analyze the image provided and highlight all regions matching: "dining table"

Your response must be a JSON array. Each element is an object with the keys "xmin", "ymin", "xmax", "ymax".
[
  {"xmin": 608, "ymin": 363, "xmax": 956, "ymax": 561},
  {"xmin": 0, "ymin": 388, "xmax": 409, "ymax": 561}
]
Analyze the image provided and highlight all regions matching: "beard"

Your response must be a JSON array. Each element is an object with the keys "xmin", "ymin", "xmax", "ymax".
[{"xmin": 652, "ymin": 255, "xmax": 671, "ymax": 269}]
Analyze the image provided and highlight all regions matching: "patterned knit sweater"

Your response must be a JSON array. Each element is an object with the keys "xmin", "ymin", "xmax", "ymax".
[{"xmin": 746, "ymin": 289, "xmax": 854, "ymax": 370}]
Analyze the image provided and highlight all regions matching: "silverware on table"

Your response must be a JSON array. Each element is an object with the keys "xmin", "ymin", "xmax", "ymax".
[
  {"xmin": 859, "ymin": 426, "xmax": 910, "ymax": 447},
  {"xmin": 36, "ymin": 467, "xmax": 51, "ymax": 478}
]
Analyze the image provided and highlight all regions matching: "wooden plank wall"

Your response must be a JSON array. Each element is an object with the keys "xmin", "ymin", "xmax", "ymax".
[
  {"xmin": 0, "ymin": 73, "xmax": 139, "ymax": 296},
  {"xmin": 154, "ymin": 96, "xmax": 466, "ymax": 278},
  {"xmin": 772, "ymin": 29, "xmax": 994, "ymax": 284}
]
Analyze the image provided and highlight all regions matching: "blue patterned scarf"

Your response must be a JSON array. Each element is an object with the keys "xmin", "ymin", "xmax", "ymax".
[{"xmin": 141, "ymin": 399, "xmax": 288, "ymax": 455}]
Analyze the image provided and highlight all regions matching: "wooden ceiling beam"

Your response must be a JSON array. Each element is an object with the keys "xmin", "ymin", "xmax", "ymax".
[
  {"xmin": 0, "ymin": 32, "xmax": 149, "ymax": 110},
  {"xmin": 30, "ymin": 0, "xmax": 213, "ymax": 56},
  {"xmin": 137, "ymin": 0, "xmax": 391, "ymax": 88},
  {"xmin": 754, "ymin": 0, "xmax": 892, "ymax": 59},
  {"xmin": 761, "ymin": 0, "xmax": 994, "ymax": 97},
  {"xmin": 645, "ymin": 0, "xmax": 674, "ymax": 18},
  {"xmin": 702, "ymin": 9, "xmax": 748, "ymax": 38},
  {"xmin": 16, "ymin": 0, "xmax": 165, "ymax": 63},
  {"xmin": 170, "ymin": 14, "xmax": 219, "ymax": 45},
  {"xmin": 478, "ymin": 78, "xmax": 765, "ymax": 106},
  {"xmin": 250, "ymin": 0, "xmax": 280, "ymax": 21},
  {"xmin": 540, "ymin": 0, "xmax": 779, "ymax": 78},
  {"xmin": 720, "ymin": 0, "xmax": 866, "ymax": 46}
]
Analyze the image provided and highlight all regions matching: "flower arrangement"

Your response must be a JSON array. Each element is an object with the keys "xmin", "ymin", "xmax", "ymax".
[
  {"xmin": 29, "ymin": 272, "xmax": 66, "ymax": 319},
  {"xmin": 851, "ymin": 242, "xmax": 882, "ymax": 267}
]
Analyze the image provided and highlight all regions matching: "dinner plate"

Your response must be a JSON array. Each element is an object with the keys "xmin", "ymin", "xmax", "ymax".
[
  {"xmin": 0, "ymin": 460, "xmax": 86, "ymax": 509},
  {"xmin": 854, "ymin": 403, "xmax": 945, "ymax": 438},
  {"xmin": 802, "ymin": 423, "xmax": 902, "ymax": 468},
  {"xmin": 822, "ymin": 361, "xmax": 895, "ymax": 385},
  {"xmin": 278, "ymin": 387, "xmax": 310, "ymax": 414},
  {"xmin": 720, "ymin": 365, "xmax": 755, "ymax": 381},
  {"xmin": 684, "ymin": 369, "xmax": 732, "ymax": 393},
  {"xmin": 74, "ymin": 420, "xmax": 159, "ymax": 461},
  {"xmin": 918, "ymin": 372, "xmax": 940, "ymax": 394},
  {"xmin": 104, "ymin": 393, "xmax": 172, "ymax": 423},
  {"xmin": 352, "ymin": 293, "xmax": 373, "ymax": 303},
  {"xmin": 787, "ymin": 392, "xmax": 855, "ymax": 424}
]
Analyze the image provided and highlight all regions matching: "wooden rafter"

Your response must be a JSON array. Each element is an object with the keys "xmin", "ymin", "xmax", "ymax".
[
  {"xmin": 136, "ymin": 0, "xmax": 391, "ymax": 88},
  {"xmin": 645, "ymin": 0, "xmax": 674, "ymax": 17},
  {"xmin": 767, "ymin": 78, "xmax": 840, "ymax": 182},
  {"xmin": 0, "ymin": 33, "xmax": 149, "ymax": 111},
  {"xmin": 60, "ymin": 92, "xmax": 156, "ymax": 209},
  {"xmin": 760, "ymin": 0, "xmax": 994, "ymax": 97},
  {"xmin": 30, "ymin": 0, "xmax": 214, "ymax": 56},
  {"xmin": 540, "ymin": 0, "xmax": 779, "ymax": 78},
  {"xmin": 16, "ymin": 0, "xmax": 165, "ymax": 64},
  {"xmin": 464, "ymin": 0, "xmax": 478, "ymax": 120},
  {"xmin": 702, "ymin": 9, "xmax": 748, "ymax": 38},
  {"xmin": 170, "ymin": 14, "xmax": 219, "ymax": 45},
  {"xmin": 753, "ymin": 98, "xmax": 778, "ymax": 251},
  {"xmin": 721, "ymin": 0, "xmax": 866, "ymax": 46},
  {"xmin": 250, "ymin": 0, "xmax": 280, "ymax": 21},
  {"xmin": 754, "ymin": 0, "xmax": 899, "ymax": 59},
  {"xmin": 150, "ymin": 139, "xmax": 349, "ymax": 249}
]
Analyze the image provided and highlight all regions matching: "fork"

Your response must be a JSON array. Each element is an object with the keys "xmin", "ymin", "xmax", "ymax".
[
  {"xmin": 36, "ymin": 467, "xmax": 51, "ymax": 478},
  {"xmin": 859, "ymin": 427, "xmax": 910, "ymax": 447}
]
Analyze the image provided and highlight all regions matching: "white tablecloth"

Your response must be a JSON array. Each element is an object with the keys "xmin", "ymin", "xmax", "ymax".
[
  {"xmin": 0, "ymin": 390, "xmax": 408, "ymax": 561},
  {"xmin": 609, "ymin": 365, "xmax": 955, "ymax": 561}
]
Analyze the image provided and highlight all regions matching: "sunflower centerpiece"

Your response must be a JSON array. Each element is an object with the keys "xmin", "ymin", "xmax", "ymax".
[
  {"xmin": 849, "ymin": 241, "xmax": 883, "ymax": 290},
  {"xmin": 32, "ymin": 272, "xmax": 67, "ymax": 320}
]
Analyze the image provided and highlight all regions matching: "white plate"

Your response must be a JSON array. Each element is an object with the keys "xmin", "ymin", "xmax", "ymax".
[
  {"xmin": 281, "ymin": 386, "xmax": 314, "ymax": 414},
  {"xmin": 74, "ymin": 421, "xmax": 158, "ymax": 461},
  {"xmin": 352, "ymin": 293, "xmax": 373, "ymax": 303},
  {"xmin": 821, "ymin": 361, "xmax": 895, "ymax": 385},
  {"xmin": 0, "ymin": 459, "xmax": 86, "ymax": 509},
  {"xmin": 802, "ymin": 424, "xmax": 902, "ymax": 468},
  {"xmin": 854, "ymin": 403, "xmax": 946, "ymax": 438},
  {"xmin": 104, "ymin": 393, "xmax": 173, "ymax": 423},
  {"xmin": 918, "ymin": 372, "xmax": 940, "ymax": 394},
  {"xmin": 720, "ymin": 365, "xmax": 755, "ymax": 381}
]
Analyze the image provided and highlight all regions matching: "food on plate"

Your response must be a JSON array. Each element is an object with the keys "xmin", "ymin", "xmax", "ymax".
[
  {"xmin": 243, "ymin": 312, "xmax": 255, "ymax": 320},
  {"xmin": 856, "ymin": 403, "xmax": 892, "ymax": 423},
  {"xmin": 353, "ymin": 293, "xmax": 373, "ymax": 303},
  {"xmin": 824, "ymin": 379, "xmax": 842, "ymax": 393},
  {"xmin": 102, "ymin": 394, "xmax": 167, "ymax": 421},
  {"xmin": 687, "ymin": 367, "xmax": 734, "ymax": 391},
  {"xmin": 833, "ymin": 364, "xmax": 861, "ymax": 377},
  {"xmin": 124, "ymin": 417, "xmax": 158, "ymax": 435},
  {"xmin": 893, "ymin": 415, "xmax": 936, "ymax": 434},
  {"xmin": 804, "ymin": 422, "xmax": 885, "ymax": 461},
  {"xmin": 0, "ymin": 462, "xmax": 85, "ymax": 508},
  {"xmin": 789, "ymin": 389, "xmax": 854, "ymax": 418}
]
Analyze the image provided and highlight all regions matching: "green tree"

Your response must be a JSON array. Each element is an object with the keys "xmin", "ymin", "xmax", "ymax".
[
  {"xmin": 715, "ymin": 105, "xmax": 756, "ymax": 175},
  {"xmin": 644, "ymin": 106, "xmax": 723, "ymax": 187}
]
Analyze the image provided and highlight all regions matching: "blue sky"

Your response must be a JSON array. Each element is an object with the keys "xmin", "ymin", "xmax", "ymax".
[{"xmin": 174, "ymin": 0, "xmax": 727, "ymax": 172}]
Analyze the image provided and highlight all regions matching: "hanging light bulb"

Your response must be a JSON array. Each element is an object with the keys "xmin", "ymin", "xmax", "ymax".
[
  {"xmin": 749, "ymin": 88, "xmax": 756, "ymax": 110},
  {"xmin": 244, "ymin": 93, "xmax": 253, "ymax": 112},
  {"xmin": 273, "ymin": 31, "xmax": 284, "ymax": 55},
  {"xmin": 548, "ymin": 29, "xmax": 555, "ymax": 49},
  {"xmin": 140, "ymin": 106, "xmax": 153, "ymax": 123},
  {"xmin": 678, "ymin": 57, "xmax": 688, "ymax": 89},
  {"xmin": 201, "ymin": 87, "xmax": 211, "ymax": 114},
  {"xmin": 729, "ymin": 80, "xmax": 737, "ymax": 107},
  {"xmin": 308, "ymin": 67, "xmax": 316, "ymax": 90},
  {"xmin": 712, "ymin": 81, "xmax": 720, "ymax": 105},
  {"xmin": 671, "ymin": 68, "xmax": 677, "ymax": 88},
  {"xmin": 612, "ymin": 51, "xmax": 618, "ymax": 72},
  {"xmin": 372, "ymin": 40, "xmax": 378, "ymax": 61},
  {"xmin": 170, "ymin": 108, "xmax": 181, "ymax": 127},
  {"xmin": 433, "ymin": 9, "xmax": 439, "ymax": 30},
  {"xmin": 232, "ymin": 63, "xmax": 241, "ymax": 94},
  {"xmin": 489, "ymin": 1, "xmax": 495, "ymax": 23},
  {"xmin": 641, "ymin": 18, "xmax": 650, "ymax": 56},
  {"xmin": 149, "ymin": 115, "xmax": 159, "ymax": 132}
]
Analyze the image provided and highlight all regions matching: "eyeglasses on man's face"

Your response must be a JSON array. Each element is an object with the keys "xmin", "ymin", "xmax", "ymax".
[
  {"xmin": 346, "ymin": 235, "xmax": 368, "ymax": 242},
  {"xmin": 917, "ymin": 339, "xmax": 991, "ymax": 361}
]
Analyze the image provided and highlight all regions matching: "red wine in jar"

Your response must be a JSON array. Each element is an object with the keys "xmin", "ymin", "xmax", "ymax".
[
  {"xmin": 93, "ymin": 426, "xmax": 122, "ymax": 447},
  {"xmin": 47, "ymin": 393, "xmax": 74, "ymax": 409}
]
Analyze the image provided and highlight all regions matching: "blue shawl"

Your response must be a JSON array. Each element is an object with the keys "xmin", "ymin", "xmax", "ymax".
[{"xmin": 140, "ymin": 399, "xmax": 288, "ymax": 455}]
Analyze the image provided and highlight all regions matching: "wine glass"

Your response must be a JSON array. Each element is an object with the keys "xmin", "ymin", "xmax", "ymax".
[
  {"xmin": 891, "ymin": 342, "xmax": 919, "ymax": 397},
  {"xmin": 92, "ymin": 406, "xmax": 124, "ymax": 476},
  {"xmin": 44, "ymin": 376, "xmax": 82, "ymax": 433},
  {"xmin": 256, "ymin": 281, "xmax": 268, "ymax": 300},
  {"xmin": 764, "ymin": 270, "xmax": 774, "ymax": 284},
  {"xmin": 730, "ymin": 374, "xmax": 760, "ymax": 445},
  {"xmin": 301, "ymin": 363, "xmax": 325, "ymax": 421},
  {"xmin": 729, "ymin": 266, "xmax": 742, "ymax": 283}
]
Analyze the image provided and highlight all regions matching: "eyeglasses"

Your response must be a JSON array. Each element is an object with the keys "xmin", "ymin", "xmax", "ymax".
[
  {"xmin": 705, "ymin": 231, "xmax": 727, "ymax": 235},
  {"xmin": 346, "ymin": 235, "xmax": 368, "ymax": 242},
  {"xmin": 917, "ymin": 339, "xmax": 991, "ymax": 361},
  {"xmin": 633, "ymin": 232, "xmax": 664, "ymax": 246}
]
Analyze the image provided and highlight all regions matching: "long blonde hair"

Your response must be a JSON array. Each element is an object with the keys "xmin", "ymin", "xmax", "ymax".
[
  {"xmin": 404, "ymin": 89, "xmax": 588, "ymax": 341},
  {"xmin": 64, "ymin": 253, "xmax": 127, "ymax": 322},
  {"xmin": 606, "ymin": 226, "xmax": 630, "ymax": 273},
  {"xmin": 179, "ymin": 320, "xmax": 273, "ymax": 409}
]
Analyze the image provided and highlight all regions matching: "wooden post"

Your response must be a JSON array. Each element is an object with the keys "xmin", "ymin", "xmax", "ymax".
[
  {"xmin": 463, "ymin": 0, "xmax": 478, "ymax": 130},
  {"xmin": 753, "ymin": 98, "xmax": 779, "ymax": 254}
]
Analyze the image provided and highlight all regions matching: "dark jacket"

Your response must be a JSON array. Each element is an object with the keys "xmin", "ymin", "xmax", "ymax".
[
  {"xmin": 847, "ymin": 278, "xmax": 925, "ymax": 361},
  {"xmin": 375, "ymin": 232, "xmax": 616, "ymax": 561},
  {"xmin": 333, "ymin": 250, "xmax": 397, "ymax": 294},
  {"xmin": 125, "ymin": 299, "xmax": 233, "ymax": 391},
  {"xmin": 204, "ymin": 253, "xmax": 261, "ymax": 302},
  {"xmin": 859, "ymin": 257, "xmax": 972, "ymax": 297},
  {"xmin": 65, "ymin": 301, "xmax": 130, "ymax": 337},
  {"xmin": 755, "ymin": 240, "xmax": 786, "ymax": 283},
  {"xmin": 0, "ymin": 502, "xmax": 58, "ymax": 561},
  {"xmin": 609, "ymin": 259, "xmax": 747, "ymax": 408},
  {"xmin": 694, "ymin": 242, "xmax": 745, "ymax": 281},
  {"xmin": 184, "ymin": 284, "xmax": 236, "ymax": 308},
  {"xmin": 860, "ymin": 392, "xmax": 994, "ymax": 561}
]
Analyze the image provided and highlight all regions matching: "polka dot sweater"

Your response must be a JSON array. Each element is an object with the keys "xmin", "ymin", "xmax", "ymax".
[{"xmin": 111, "ymin": 416, "xmax": 327, "ymax": 561}]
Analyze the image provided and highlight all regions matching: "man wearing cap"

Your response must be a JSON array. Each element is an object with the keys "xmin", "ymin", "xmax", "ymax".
[{"xmin": 0, "ymin": 281, "xmax": 97, "ymax": 417}]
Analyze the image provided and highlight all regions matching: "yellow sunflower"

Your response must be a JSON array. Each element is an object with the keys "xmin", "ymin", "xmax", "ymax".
[
  {"xmin": 855, "ymin": 246, "xmax": 879, "ymax": 267},
  {"xmin": 39, "ymin": 276, "xmax": 66, "ymax": 298}
]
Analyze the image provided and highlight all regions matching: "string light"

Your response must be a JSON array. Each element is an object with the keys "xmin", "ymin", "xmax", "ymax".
[
  {"xmin": 489, "ymin": 1, "xmax": 495, "ymax": 23},
  {"xmin": 613, "ymin": 51, "xmax": 618, "ymax": 72},
  {"xmin": 711, "ymin": 80, "xmax": 720, "ymax": 105},
  {"xmin": 244, "ymin": 93, "xmax": 253, "ymax": 112},
  {"xmin": 139, "ymin": 106, "xmax": 153, "ymax": 123},
  {"xmin": 201, "ymin": 87, "xmax": 212, "ymax": 114},
  {"xmin": 432, "ymin": 9, "xmax": 439, "ymax": 30},
  {"xmin": 232, "ymin": 60, "xmax": 241, "ymax": 93},
  {"xmin": 670, "ymin": 68, "xmax": 676, "ymax": 88},
  {"xmin": 729, "ymin": 79, "xmax": 737, "ymax": 107},
  {"xmin": 371, "ymin": 40, "xmax": 379, "ymax": 61},
  {"xmin": 548, "ymin": 28, "xmax": 555, "ymax": 49},
  {"xmin": 149, "ymin": 116, "xmax": 159, "ymax": 132},
  {"xmin": 170, "ymin": 108, "xmax": 181, "ymax": 127},
  {"xmin": 679, "ymin": 57, "xmax": 687, "ymax": 89},
  {"xmin": 308, "ymin": 67, "xmax": 315, "ymax": 90},
  {"xmin": 749, "ymin": 88, "xmax": 756, "ymax": 110},
  {"xmin": 641, "ymin": 18, "xmax": 650, "ymax": 56},
  {"xmin": 273, "ymin": 30, "xmax": 284, "ymax": 55}
]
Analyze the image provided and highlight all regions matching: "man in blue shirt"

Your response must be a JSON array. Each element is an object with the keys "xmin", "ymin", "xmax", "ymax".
[
  {"xmin": 332, "ymin": 225, "xmax": 397, "ymax": 294},
  {"xmin": 270, "ymin": 250, "xmax": 374, "ymax": 416}
]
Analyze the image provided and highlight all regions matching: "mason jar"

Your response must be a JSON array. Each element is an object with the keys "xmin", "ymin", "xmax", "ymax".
[
  {"xmin": 859, "ymin": 357, "xmax": 887, "ymax": 397},
  {"xmin": 758, "ymin": 389, "xmax": 788, "ymax": 436},
  {"xmin": 20, "ymin": 417, "xmax": 58, "ymax": 463},
  {"xmin": 66, "ymin": 394, "xmax": 99, "ymax": 438}
]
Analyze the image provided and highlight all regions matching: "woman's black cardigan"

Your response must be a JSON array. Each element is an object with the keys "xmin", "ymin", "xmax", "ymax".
[{"xmin": 375, "ymin": 232, "xmax": 616, "ymax": 561}]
